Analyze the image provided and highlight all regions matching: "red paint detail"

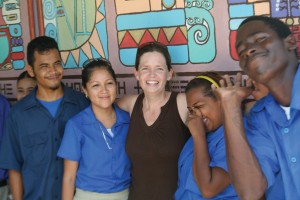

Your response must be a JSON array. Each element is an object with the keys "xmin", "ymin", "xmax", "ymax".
[
  {"xmin": 169, "ymin": 27, "xmax": 187, "ymax": 45},
  {"xmin": 119, "ymin": 31, "xmax": 138, "ymax": 48},
  {"xmin": 139, "ymin": 30, "xmax": 155, "ymax": 45},
  {"xmin": 11, "ymin": 52, "xmax": 24, "ymax": 60},
  {"xmin": 229, "ymin": 30, "xmax": 238, "ymax": 61},
  {"xmin": 157, "ymin": 28, "xmax": 169, "ymax": 45}
]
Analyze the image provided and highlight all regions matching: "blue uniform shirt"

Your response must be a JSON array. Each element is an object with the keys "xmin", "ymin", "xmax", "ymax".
[
  {"xmin": 246, "ymin": 65, "xmax": 300, "ymax": 200},
  {"xmin": 0, "ymin": 86, "xmax": 89, "ymax": 200},
  {"xmin": 57, "ymin": 104, "xmax": 131, "ymax": 193},
  {"xmin": 175, "ymin": 125, "xmax": 238, "ymax": 200},
  {"xmin": 0, "ymin": 94, "xmax": 10, "ymax": 181}
]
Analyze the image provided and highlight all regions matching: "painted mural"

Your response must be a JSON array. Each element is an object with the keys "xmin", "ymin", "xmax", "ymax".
[
  {"xmin": 0, "ymin": 0, "xmax": 300, "ymax": 101},
  {"xmin": 228, "ymin": 0, "xmax": 300, "ymax": 60}
]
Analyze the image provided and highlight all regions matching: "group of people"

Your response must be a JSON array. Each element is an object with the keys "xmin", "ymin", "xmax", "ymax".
[{"xmin": 0, "ymin": 15, "xmax": 299, "ymax": 200}]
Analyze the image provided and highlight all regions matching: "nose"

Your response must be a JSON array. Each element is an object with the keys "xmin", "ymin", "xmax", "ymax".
[{"xmin": 244, "ymin": 42, "xmax": 258, "ymax": 58}]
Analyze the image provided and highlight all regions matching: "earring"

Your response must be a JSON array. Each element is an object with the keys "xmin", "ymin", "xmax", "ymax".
[{"xmin": 85, "ymin": 94, "xmax": 88, "ymax": 98}]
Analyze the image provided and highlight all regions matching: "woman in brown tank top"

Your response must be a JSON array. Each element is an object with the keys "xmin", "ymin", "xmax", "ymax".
[{"xmin": 117, "ymin": 42, "xmax": 190, "ymax": 200}]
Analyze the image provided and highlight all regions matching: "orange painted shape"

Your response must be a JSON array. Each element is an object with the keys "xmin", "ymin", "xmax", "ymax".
[
  {"xmin": 139, "ymin": 30, "xmax": 155, "ymax": 45},
  {"xmin": 119, "ymin": 31, "xmax": 138, "ymax": 48},
  {"xmin": 11, "ymin": 52, "xmax": 25, "ymax": 60},
  {"xmin": 229, "ymin": 30, "xmax": 238, "ymax": 61},
  {"xmin": 157, "ymin": 28, "xmax": 169, "ymax": 45},
  {"xmin": 169, "ymin": 27, "xmax": 187, "ymax": 45}
]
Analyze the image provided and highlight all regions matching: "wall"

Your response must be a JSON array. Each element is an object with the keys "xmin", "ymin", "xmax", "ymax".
[{"xmin": 0, "ymin": 0, "xmax": 299, "ymax": 101}]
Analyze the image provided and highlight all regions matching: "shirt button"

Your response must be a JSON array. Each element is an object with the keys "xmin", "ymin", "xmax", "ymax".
[
  {"xmin": 55, "ymin": 137, "xmax": 58, "ymax": 141},
  {"xmin": 291, "ymin": 157, "xmax": 297, "ymax": 163},
  {"xmin": 56, "ymin": 176, "xmax": 58, "ymax": 180},
  {"xmin": 283, "ymin": 128, "xmax": 289, "ymax": 134}
]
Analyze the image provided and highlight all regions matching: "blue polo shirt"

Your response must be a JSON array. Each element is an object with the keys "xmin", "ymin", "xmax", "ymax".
[
  {"xmin": 0, "ymin": 94, "xmax": 10, "ymax": 181},
  {"xmin": 246, "ymin": 65, "xmax": 300, "ymax": 200},
  {"xmin": 0, "ymin": 86, "xmax": 89, "ymax": 200},
  {"xmin": 175, "ymin": 125, "xmax": 238, "ymax": 200},
  {"xmin": 57, "ymin": 104, "xmax": 131, "ymax": 193}
]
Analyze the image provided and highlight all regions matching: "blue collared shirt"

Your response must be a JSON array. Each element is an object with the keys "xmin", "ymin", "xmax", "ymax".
[
  {"xmin": 0, "ymin": 94, "xmax": 10, "ymax": 181},
  {"xmin": 246, "ymin": 64, "xmax": 300, "ymax": 200},
  {"xmin": 0, "ymin": 86, "xmax": 89, "ymax": 200},
  {"xmin": 175, "ymin": 125, "xmax": 238, "ymax": 200},
  {"xmin": 57, "ymin": 104, "xmax": 131, "ymax": 193}
]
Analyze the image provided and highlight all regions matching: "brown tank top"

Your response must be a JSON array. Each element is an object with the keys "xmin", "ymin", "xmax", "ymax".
[{"xmin": 126, "ymin": 92, "xmax": 190, "ymax": 200}]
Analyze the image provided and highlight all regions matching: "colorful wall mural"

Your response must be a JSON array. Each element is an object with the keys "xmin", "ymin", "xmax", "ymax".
[{"xmin": 0, "ymin": 0, "xmax": 299, "ymax": 101}]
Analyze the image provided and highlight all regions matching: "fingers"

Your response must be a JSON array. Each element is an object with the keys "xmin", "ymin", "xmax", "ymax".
[
  {"xmin": 223, "ymin": 74, "xmax": 232, "ymax": 87},
  {"xmin": 235, "ymin": 72, "xmax": 242, "ymax": 87}
]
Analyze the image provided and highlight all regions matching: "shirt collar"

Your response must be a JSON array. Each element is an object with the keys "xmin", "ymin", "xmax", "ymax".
[
  {"xmin": 20, "ymin": 83, "xmax": 76, "ymax": 111},
  {"xmin": 83, "ymin": 104, "xmax": 130, "ymax": 125}
]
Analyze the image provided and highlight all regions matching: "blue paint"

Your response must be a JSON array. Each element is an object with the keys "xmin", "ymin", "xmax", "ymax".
[
  {"xmin": 79, "ymin": 49, "xmax": 89, "ymax": 68},
  {"xmin": 229, "ymin": 18, "xmax": 246, "ymax": 30},
  {"xmin": 229, "ymin": 4, "xmax": 253, "ymax": 18},
  {"xmin": 168, "ymin": 45, "xmax": 188, "ymax": 64},
  {"xmin": 116, "ymin": 9, "xmax": 185, "ymax": 31},
  {"xmin": 12, "ymin": 46, "xmax": 24, "ymax": 52},
  {"xmin": 12, "ymin": 60, "xmax": 25, "ymax": 69},
  {"xmin": 119, "ymin": 48, "xmax": 137, "ymax": 66},
  {"xmin": 90, "ymin": 44, "xmax": 101, "ymax": 59},
  {"xmin": 9, "ymin": 24, "xmax": 22, "ymax": 37},
  {"xmin": 65, "ymin": 53, "xmax": 78, "ymax": 68},
  {"xmin": 96, "ymin": 18, "xmax": 109, "ymax": 58}
]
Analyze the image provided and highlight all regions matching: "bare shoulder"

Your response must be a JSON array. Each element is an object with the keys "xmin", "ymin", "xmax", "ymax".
[
  {"xmin": 176, "ymin": 92, "xmax": 188, "ymax": 123},
  {"xmin": 116, "ymin": 94, "xmax": 139, "ymax": 115}
]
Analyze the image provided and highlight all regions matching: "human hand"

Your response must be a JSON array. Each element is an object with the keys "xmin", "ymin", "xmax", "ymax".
[
  {"xmin": 186, "ymin": 112, "xmax": 206, "ymax": 137},
  {"xmin": 212, "ymin": 72, "xmax": 253, "ymax": 104}
]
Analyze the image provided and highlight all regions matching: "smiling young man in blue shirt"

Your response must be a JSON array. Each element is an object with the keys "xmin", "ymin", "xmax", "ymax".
[
  {"xmin": 0, "ymin": 36, "xmax": 89, "ymax": 200},
  {"xmin": 213, "ymin": 16, "xmax": 300, "ymax": 200}
]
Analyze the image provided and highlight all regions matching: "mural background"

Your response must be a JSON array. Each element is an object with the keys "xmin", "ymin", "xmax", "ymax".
[{"xmin": 0, "ymin": 0, "xmax": 299, "ymax": 101}]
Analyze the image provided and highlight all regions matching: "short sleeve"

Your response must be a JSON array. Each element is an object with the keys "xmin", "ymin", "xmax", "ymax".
[
  {"xmin": 246, "ymin": 115, "xmax": 279, "ymax": 189},
  {"xmin": 209, "ymin": 136, "xmax": 227, "ymax": 171},
  {"xmin": 57, "ymin": 119, "xmax": 81, "ymax": 161}
]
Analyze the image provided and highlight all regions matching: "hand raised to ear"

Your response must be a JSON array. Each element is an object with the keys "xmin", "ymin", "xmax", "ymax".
[{"xmin": 212, "ymin": 72, "xmax": 254, "ymax": 104}]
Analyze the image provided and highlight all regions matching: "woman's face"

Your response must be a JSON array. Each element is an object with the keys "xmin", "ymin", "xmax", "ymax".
[
  {"xmin": 134, "ymin": 51, "xmax": 173, "ymax": 94},
  {"xmin": 16, "ymin": 78, "xmax": 36, "ymax": 101},
  {"xmin": 186, "ymin": 87, "xmax": 223, "ymax": 132},
  {"xmin": 83, "ymin": 68, "xmax": 116, "ymax": 109}
]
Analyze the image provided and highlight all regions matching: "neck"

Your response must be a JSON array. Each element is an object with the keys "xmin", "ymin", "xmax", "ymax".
[
  {"xmin": 267, "ymin": 63, "xmax": 298, "ymax": 106},
  {"xmin": 92, "ymin": 105, "xmax": 116, "ymax": 123},
  {"xmin": 143, "ymin": 91, "xmax": 170, "ymax": 109},
  {"xmin": 36, "ymin": 85, "xmax": 64, "ymax": 101}
]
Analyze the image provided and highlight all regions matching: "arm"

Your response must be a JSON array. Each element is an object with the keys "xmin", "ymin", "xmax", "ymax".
[
  {"xmin": 62, "ymin": 159, "xmax": 78, "ymax": 200},
  {"xmin": 187, "ymin": 114, "xmax": 230, "ymax": 198},
  {"xmin": 9, "ymin": 170, "xmax": 23, "ymax": 200},
  {"xmin": 176, "ymin": 93, "xmax": 189, "ymax": 123},
  {"xmin": 115, "ymin": 94, "xmax": 138, "ymax": 115},
  {"xmin": 213, "ymin": 74, "xmax": 267, "ymax": 200}
]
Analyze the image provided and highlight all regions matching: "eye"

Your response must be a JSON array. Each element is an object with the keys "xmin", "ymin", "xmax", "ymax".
[
  {"xmin": 91, "ymin": 83, "xmax": 99, "ymax": 88},
  {"xmin": 256, "ymin": 36, "xmax": 266, "ymax": 43}
]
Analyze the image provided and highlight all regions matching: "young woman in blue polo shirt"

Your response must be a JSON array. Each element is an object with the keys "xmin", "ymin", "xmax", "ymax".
[
  {"xmin": 58, "ymin": 59, "xmax": 131, "ymax": 200},
  {"xmin": 175, "ymin": 72, "xmax": 239, "ymax": 200}
]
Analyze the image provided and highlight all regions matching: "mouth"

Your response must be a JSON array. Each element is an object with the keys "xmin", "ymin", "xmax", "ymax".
[
  {"xmin": 146, "ymin": 80, "xmax": 159, "ymax": 86},
  {"xmin": 245, "ymin": 52, "xmax": 266, "ymax": 69}
]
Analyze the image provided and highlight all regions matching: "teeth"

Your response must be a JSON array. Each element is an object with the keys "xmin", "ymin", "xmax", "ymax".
[{"xmin": 146, "ymin": 81, "xmax": 158, "ymax": 84}]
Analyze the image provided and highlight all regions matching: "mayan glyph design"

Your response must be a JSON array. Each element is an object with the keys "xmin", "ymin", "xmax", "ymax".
[
  {"xmin": 40, "ymin": 0, "xmax": 108, "ymax": 68},
  {"xmin": 0, "ymin": 0, "xmax": 24, "ymax": 71},
  {"xmin": 228, "ymin": 0, "xmax": 300, "ymax": 60},
  {"xmin": 115, "ymin": 0, "xmax": 216, "ymax": 66}
]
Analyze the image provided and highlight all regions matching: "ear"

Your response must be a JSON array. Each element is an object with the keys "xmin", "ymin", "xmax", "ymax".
[
  {"xmin": 167, "ymin": 68, "xmax": 174, "ymax": 81},
  {"xmin": 284, "ymin": 34, "xmax": 298, "ymax": 51},
  {"xmin": 26, "ymin": 65, "xmax": 35, "ymax": 78},
  {"xmin": 134, "ymin": 68, "xmax": 139, "ymax": 81},
  {"xmin": 81, "ymin": 86, "xmax": 88, "ymax": 98}
]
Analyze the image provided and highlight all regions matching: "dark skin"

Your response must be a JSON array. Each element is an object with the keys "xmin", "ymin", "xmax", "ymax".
[
  {"xmin": 186, "ymin": 88, "xmax": 230, "ymax": 198},
  {"xmin": 213, "ymin": 20, "xmax": 298, "ymax": 200}
]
